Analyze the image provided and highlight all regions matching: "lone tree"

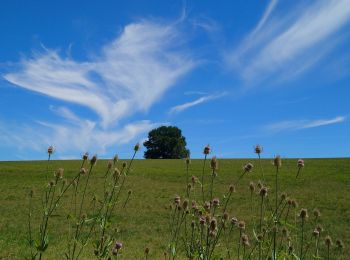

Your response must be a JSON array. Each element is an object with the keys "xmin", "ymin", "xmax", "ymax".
[{"xmin": 143, "ymin": 126, "xmax": 189, "ymax": 159}]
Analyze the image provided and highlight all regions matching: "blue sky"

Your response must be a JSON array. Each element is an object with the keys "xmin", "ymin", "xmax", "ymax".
[{"xmin": 1, "ymin": 0, "xmax": 349, "ymax": 160}]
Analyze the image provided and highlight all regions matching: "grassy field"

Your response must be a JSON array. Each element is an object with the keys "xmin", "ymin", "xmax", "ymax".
[{"xmin": 0, "ymin": 157, "xmax": 349, "ymax": 259}]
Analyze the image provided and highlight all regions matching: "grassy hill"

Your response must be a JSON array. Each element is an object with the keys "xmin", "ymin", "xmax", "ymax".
[{"xmin": 0, "ymin": 158, "xmax": 349, "ymax": 259}]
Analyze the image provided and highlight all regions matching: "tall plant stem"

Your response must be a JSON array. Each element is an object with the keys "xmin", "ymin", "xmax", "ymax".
[
  {"xmin": 300, "ymin": 218, "xmax": 305, "ymax": 260},
  {"xmin": 201, "ymin": 154, "xmax": 207, "ymax": 203}
]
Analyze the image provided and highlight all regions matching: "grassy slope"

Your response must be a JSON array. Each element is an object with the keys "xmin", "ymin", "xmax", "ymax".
[{"xmin": 0, "ymin": 158, "xmax": 349, "ymax": 259}]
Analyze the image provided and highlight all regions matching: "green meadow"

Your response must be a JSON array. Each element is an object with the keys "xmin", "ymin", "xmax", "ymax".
[{"xmin": 0, "ymin": 158, "xmax": 349, "ymax": 259}]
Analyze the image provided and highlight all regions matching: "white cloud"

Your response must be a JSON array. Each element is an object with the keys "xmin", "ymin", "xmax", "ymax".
[
  {"xmin": 228, "ymin": 0, "xmax": 350, "ymax": 84},
  {"xmin": 2, "ymin": 20, "xmax": 195, "ymax": 156},
  {"xmin": 169, "ymin": 92, "xmax": 226, "ymax": 114},
  {"xmin": 265, "ymin": 116, "xmax": 346, "ymax": 132}
]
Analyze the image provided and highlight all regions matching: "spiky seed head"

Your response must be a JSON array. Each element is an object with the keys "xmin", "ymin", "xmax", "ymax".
[
  {"xmin": 55, "ymin": 168, "xmax": 64, "ymax": 178},
  {"xmin": 210, "ymin": 218, "xmax": 217, "ymax": 231},
  {"xmin": 297, "ymin": 159, "xmax": 304, "ymax": 168},
  {"xmin": 249, "ymin": 182, "xmax": 255, "ymax": 192},
  {"xmin": 259, "ymin": 187, "xmax": 268, "ymax": 197},
  {"xmin": 231, "ymin": 217, "xmax": 238, "ymax": 225},
  {"xmin": 280, "ymin": 193, "xmax": 287, "ymax": 201},
  {"xmin": 90, "ymin": 155, "xmax": 97, "ymax": 165},
  {"xmin": 107, "ymin": 161, "xmax": 112, "ymax": 169},
  {"xmin": 122, "ymin": 162, "xmax": 127, "ymax": 168},
  {"xmin": 299, "ymin": 208, "xmax": 308, "ymax": 219},
  {"xmin": 82, "ymin": 152, "xmax": 88, "ymax": 160},
  {"xmin": 145, "ymin": 247, "xmax": 149, "ymax": 254},
  {"xmin": 203, "ymin": 145, "xmax": 210, "ymax": 155},
  {"xmin": 273, "ymin": 155, "xmax": 282, "ymax": 168},
  {"xmin": 212, "ymin": 198, "xmax": 220, "ymax": 207},
  {"xmin": 229, "ymin": 184, "xmax": 235, "ymax": 193},
  {"xmin": 255, "ymin": 145, "xmax": 262, "ymax": 154},
  {"xmin": 241, "ymin": 234, "xmax": 250, "ymax": 246},
  {"xmin": 113, "ymin": 154, "xmax": 118, "ymax": 164},
  {"xmin": 199, "ymin": 217, "xmax": 206, "ymax": 225},
  {"xmin": 238, "ymin": 221, "xmax": 246, "ymax": 230},
  {"xmin": 287, "ymin": 199, "xmax": 292, "ymax": 205},
  {"xmin": 174, "ymin": 196, "xmax": 180, "ymax": 205},
  {"xmin": 80, "ymin": 167, "xmax": 87, "ymax": 175},
  {"xmin": 204, "ymin": 201, "xmax": 211, "ymax": 211},
  {"xmin": 336, "ymin": 239, "xmax": 344, "ymax": 249},
  {"xmin": 47, "ymin": 146, "xmax": 54, "ymax": 155},
  {"xmin": 182, "ymin": 199, "xmax": 189, "ymax": 209},
  {"xmin": 313, "ymin": 229, "xmax": 320, "ymax": 237},
  {"xmin": 223, "ymin": 212, "xmax": 229, "ymax": 221},
  {"xmin": 115, "ymin": 242, "xmax": 123, "ymax": 250},
  {"xmin": 291, "ymin": 199, "xmax": 298, "ymax": 208},
  {"xmin": 133, "ymin": 143, "xmax": 140, "ymax": 152},
  {"xmin": 313, "ymin": 208, "xmax": 321, "ymax": 218},
  {"xmin": 243, "ymin": 163, "xmax": 254, "ymax": 172},
  {"xmin": 325, "ymin": 236, "xmax": 332, "ymax": 246},
  {"xmin": 210, "ymin": 156, "xmax": 218, "ymax": 170}
]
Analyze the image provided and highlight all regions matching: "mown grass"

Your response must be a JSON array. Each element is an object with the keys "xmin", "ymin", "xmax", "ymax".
[{"xmin": 0, "ymin": 158, "xmax": 349, "ymax": 259}]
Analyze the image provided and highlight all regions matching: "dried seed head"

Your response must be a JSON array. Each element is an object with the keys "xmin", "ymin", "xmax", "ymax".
[
  {"xmin": 186, "ymin": 157, "xmax": 191, "ymax": 165},
  {"xmin": 174, "ymin": 196, "xmax": 181, "ymax": 205},
  {"xmin": 249, "ymin": 182, "xmax": 255, "ymax": 192},
  {"xmin": 273, "ymin": 155, "xmax": 282, "ymax": 168},
  {"xmin": 204, "ymin": 201, "xmax": 211, "ymax": 211},
  {"xmin": 257, "ymin": 181, "xmax": 263, "ymax": 189},
  {"xmin": 243, "ymin": 163, "xmax": 254, "ymax": 172},
  {"xmin": 280, "ymin": 192, "xmax": 287, "ymax": 201},
  {"xmin": 115, "ymin": 242, "xmax": 122, "ymax": 250},
  {"xmin": 122, "ymin": 162, "xmax": 127, "ymax": 168},
  {"xmin": 47, "ymin": 146, "xmax": 54, "ymax": 155},
  {"xmin": 191, "ymin": 176, "xmax": 197, "ymax": 184},
  {"xmin": 259, "ymin": 187, "xmax": 268, "ymax": 197},
  {"xmin": 80, "ymin": 167, "xmax": 87, "ymax": 175},
  {"xmin": 212, "ymin": 198, "xmax": 220, "ymax": 207},
  {"xmin": 229, "ymin": 184, "xmax": 235, "ymax": 193},
  {"xmin": 82, "ymin": 152, "xmax": 89, "ymax": 160},
  {"xmin": 113, "ymin": 154, "xmax": 118, "ymax": 164},
  {"xmin": 210, "ymin": 218, "xmax": 217, "ymax": 231},
  {"xmin": 238, "ymin": 221, "xmax": 246, "ymax": 230},
  {"xmin": 107, "ymin": 161, "xmax": 113, "ymax": 169},
  {"xmin": 199, "ymin": 217, "xmax": 206, "ymax": 225},
  {"xmin": 336, "ymin": 239, "xmax": 344, "ymax": 249},
  {"xmin": 55, "ymin": 168, "xmax": 64, "ymax": 178},
  {"xmin": 255, "ymin": 145, "xmax": 262, "ymax": 154},
  {"xmin": 297, "ymin": 159, "xmax": 304, "ymax": 168},
  {"xmin": 231, "ymin": 217, "xmax": 238, "ymax": 225},
  {"xmin": 182, "ymin": 199, "xmax": 189, "ymax": 209},
  {"xmin": 241, "ymin": 234, "xmax": 250, "ymax": 246},
  {"xmin": 299, "ymin": 208, "xmax": 308, "ymax": 220},
  {"xmin": 325, "ymin": 236, "xmax": 332, "ymax": 247},
  {"xmin": 90, "ymin": 155, "xmax": 97, "ymax": 165},
  {"xmin": 223, "ymin": 212, "xmax": 229, "ymax": 221},
  {"xmin": 313, "ymin": 229, "xmax": 320, "ymax": 237},
  {"xmin": 210, "ymin": 156, "xmax": 218, "ymax": 170},
  {"xmin": 291, "ymin": 199, "xmax": 298, "ymax": 208},
  {"xmin": 134, "ymin": 143, "xmax": 140, "ymax": 152},
  {"xmin": 203, "ymin": 145, "xmax": 210, "ymax": 155},
  {"xmin": 145, "ymin": 247, "xmax": 150, "ymax": 255},
  {"xmin": 313, "ymin": 209, "xmax": 321, "ymax": 218}
]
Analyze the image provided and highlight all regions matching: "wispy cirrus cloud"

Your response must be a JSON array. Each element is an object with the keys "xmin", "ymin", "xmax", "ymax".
[
  {"xmin": 2, "ymin": 20, "xmax": 195, "ymax": 156},
  {"xmin": 228, "ymin": 0, "xmax": 350, "ymax": 84},
  {"xmin": 264, "ymin": 116, "xmax": 346, "ymax": 133},
  {"xmin": 169, "ymin": 92, "xmax": 226, "ymax": 114}
]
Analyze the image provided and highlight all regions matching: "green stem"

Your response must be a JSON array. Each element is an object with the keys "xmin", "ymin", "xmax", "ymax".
[{"xmin": 201, "ymin": 154, "xmax": 207, "ymax": 203}]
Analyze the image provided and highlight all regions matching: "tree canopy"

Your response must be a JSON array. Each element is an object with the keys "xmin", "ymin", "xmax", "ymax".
[{"xmin": 143, "ymin": 126, "xmax": 189, "ymax": 159}]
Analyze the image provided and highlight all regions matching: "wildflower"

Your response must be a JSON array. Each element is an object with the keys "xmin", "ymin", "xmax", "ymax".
[
  {"xmin": 204, "ymin": 201, "xmax": 211, "ymax": 211},
  {"xmin": 210, "ymin": 156, "xmax": 218, "ymax": 170},
  {"xmin": 55, "ymin": 168, "xmax": 64, "ymax": 179},
  {"xmin": 259, "ymin": 187, "xmax": 268, "ymax": 197},
  {"xmin": 238, "ymin": 221, "xmax": 246, "ymax": 230},
  {"xmin": 255, "ymin": 145, "xmax": 262, "ymax": 155},
  {"xmin": 231, "ymin": 217, "xmax": 238, "ymax": 225},
  {"xmin": 134, "ymin": 143, "xmax": 140, "ymax": 152},
  {"xmin": 313, "ymin": 229, "xmax": 320, "ymax": 237},
  {"xmin": 241, "ymin": 234, "xmax": 250, "ymax": 246},
  {"xmin": 274, "ymin": 155, "xmax": 282, "ymax": 168},
  {"xmin": 249, "ymin": 182, "xmax": 255, "ymax": 192},
  {"xmin": 212, "ymin": 198, "xmax": 220, "ymax": 207},
  {"xmin": 325, "ymin": 236, "xmax": 332, "ymax": 246},
  {"xmin": 299, "ymin": 209, "xmax": 308, "ymax": 219},
  {"xmin": 210, "ymin": 218, "xmax": 217, "ymax": 231},
  {"xmin": 112, "ymin": 242, "xmax": 123, "ymax": 255},
  {"xmin": 82, "ymin": 152, "xmax": 89, "ymax": 160},
  {"xmin": 297, "ymin": 159, "xmax": 304, "ymax": 168},
  {"xmin": 203, "ymin": 145, "xmax": 210, "ymax": 155},
  {"xmin": 47, "ymin": 146, "xmax": 54, "ymax": 155},
  {"xmin": 90, "ymin": 155, "xmax": 97, "ymax": 165},
  {"xmin": 80, "ymin": 167, "xmax": 87, "ymax": 175},
  {"xmin": 199, "ymin": 217, "xmax": 206, "ymax": 226},
  {"xmin": 174, "ymin": 196, "xmax": 181, "ymax": 205},
  {"xmin": 243, "ymin": 163, "xmax": 254, "ymax": 172}
]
